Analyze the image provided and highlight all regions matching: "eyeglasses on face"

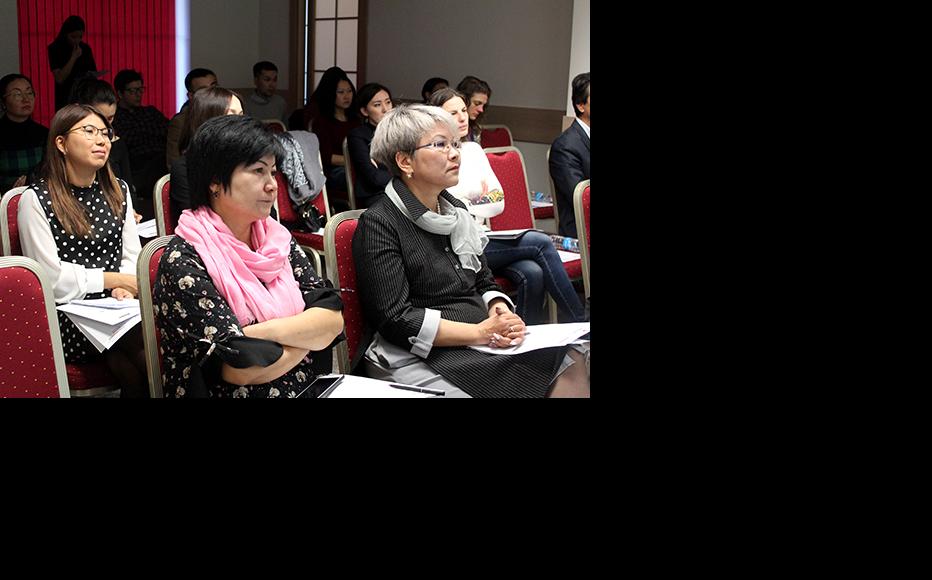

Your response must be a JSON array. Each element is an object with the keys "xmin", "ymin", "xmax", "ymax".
[
  {"xmin": 4, "ymin": 90, "xmax": 36, "ymax": 101},
  {"xmin": 67, "ymin": 125, "xmax": 114, "ymax": 141},
  {"xmin": 124, "ymin": 86, "xmax": 145, "ymax": 95},
  {"xmin": 414, "ymin": 138, "xmax": 462, "ymax": 153}
]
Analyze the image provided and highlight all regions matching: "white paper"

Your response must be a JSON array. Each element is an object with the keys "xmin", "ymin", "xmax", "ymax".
[
  {"xmin": 486, "ymin": 228, "xmax": 534, "ymax": 239},
  {"xmin": 62, "ymin": 312, "xmax": 141, "ymax": 352},
  {"xmin": 322, "ymin": 375, "xmax": 435, "ymax": 398},
  {"xmin": 58, "ymin": 302, "xmax": 139, "ymax": 325},
  {"xmin": 137, "ymin": 219, "xmax": 158, "ymax": 238},
  {"xmin": 468, "ymin": 322, "xmax": 590, "ymax": 356},
  {"xmin": 71, "ymin": 297, "xmax": 140, "ymax": 310},
  {"xmin": 558, "ymin": 250, "xmax": 580, "ymax": 263},
  {"xmin": 531, "ymin": 201, "xmax": 553, "ymax": 208}
]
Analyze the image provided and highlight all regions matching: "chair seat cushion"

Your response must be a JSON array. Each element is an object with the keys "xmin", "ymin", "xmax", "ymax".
[
  {"xmin": 533, "ymin": 206, "xmax": 554, "ymax": 219},
  {"xmin": 67, "ymin": 361, "xmax": 117, "ymax": 392},
  {"xmin": 290, "ymin": 231, "xmax": 324, "ymax": 251},
  {"xmin": 562, "ymin": 258, "xmax": 582, "ymax": 280}
]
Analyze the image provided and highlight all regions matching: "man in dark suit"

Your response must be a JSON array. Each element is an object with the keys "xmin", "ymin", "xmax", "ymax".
[{"xmin": 549, "ymin": 72, "xmax": 590, "ymax": 238}]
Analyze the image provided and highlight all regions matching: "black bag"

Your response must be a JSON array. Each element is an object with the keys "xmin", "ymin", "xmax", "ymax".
[{"xmin": 295, "ymin": 198, "xmax": 328, "ymax": 232}]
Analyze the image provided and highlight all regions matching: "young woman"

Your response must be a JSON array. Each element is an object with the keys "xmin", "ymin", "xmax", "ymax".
[
  {"xmin": 430, "ymin": 88, "xmax": 586, "ymax": 324},
  {"xmin": 352, "ymin": 104, "xmax": 589, "ymax": 397},
  {"xmin": 455, "ymin": 76, "xmax": 491, "ymax": 144},
  {"xmin": 308, "ymin": 67, "xmax": 360, "ymax": 195},
  {"xmin": 48, "ymin": 16, "xmax": 98, "ymax": 111},
  {"xmin": 18, "ymin": 104, "xmax": 147, "ymax": 397},
  {"xmin": 154, "ymin": 115, "xmax": 344, "ymax": 397},
  {"xmin": 344, "ymin": 82, "xmax": 394, "ymax": 208},
  {"xmin": 0, "ymin": 74, "xmax": 48, "ymax": 192}
]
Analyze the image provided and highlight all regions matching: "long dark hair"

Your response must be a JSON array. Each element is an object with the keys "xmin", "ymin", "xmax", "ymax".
[
  {"xmin": 51, "ymin": 15, "xmax": 86, "ymax": 49},
  {"xmin": 456, "ymin": 75, "xmax": 491, "ymax": 138},
  {"xmin": 354, "ymin": 82, "xmax": 392, "ymax": 124},
  {"xmin": 178, "ymin": 87, "xmax": 244, "ymax": 153},
  {"xmin": 309, "ymin": 66, "xmax": 356, "ymax": 121},
  {"xmin": 41, "ymin": 104, "xmax": 123, "ymax": 237}
]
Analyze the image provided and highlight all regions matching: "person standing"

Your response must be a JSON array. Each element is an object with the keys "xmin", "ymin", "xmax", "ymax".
[{"xmin": 48, "ymin": 16, "xmax": 98, "ymax": 112}]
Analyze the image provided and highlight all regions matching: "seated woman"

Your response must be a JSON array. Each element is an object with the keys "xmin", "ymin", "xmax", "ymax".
[
  {"xmin": 154, "ymin": 115, "xmax": 344, "ymax": 398},
  {"xmin": 1, "ymin": 74, "xmax": 48, "ymax": 192},
  {"xmin": 353, "ymin": 104, "xmax": 589, "ymax": 398},
  {"xmin": 309, "ymin": 68, "xmax": 359, "ymax": 201},
  {"xmin": 345, "ymin": 82, "xmax": 393, "ymax": 208},
  {"xmin": 169, "ymin": 86, "xmax": 244, "ymax": 227},
  {"xmin": 18, "ymin": 104, "xmax": 147, "ymax": 397},
  {"xmin": 429, "ymin": 88, "xmax": 586, "ymax": 324}
]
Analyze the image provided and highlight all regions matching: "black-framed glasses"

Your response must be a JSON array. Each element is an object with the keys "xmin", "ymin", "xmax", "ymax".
[
  {"xmin": 67, "ymin": 125, "xmax": 114, "ymax": 141},
  {"xmin": 3, "ymin": 89, "xmax": 36, "ymax": 101},
  {"xmin": 124, "ymin": 86, "xmax": 145, "ymax": 95},
  {"xmin": 414, "ymin": 138, "xmax": 461, "ymax": 154}
]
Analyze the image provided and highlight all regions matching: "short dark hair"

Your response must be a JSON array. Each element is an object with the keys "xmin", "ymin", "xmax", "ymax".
[
  {"xmin": 253, "ymin": 61, "xmax": 278, "ymax": 78},
  {"xmin": 354, "ymin": 82, "xmax": 392, "ymax": 113},
  {"xmin": 571, "ymin": 72, "xmax": 590, "ymax": 118},
  {"xmin": 69, "ymin": 78, "xmax": 117, "ymax": 107},
  {"xmin": 184, "ymin": 68, "xmax": 216, "ymax": 92},
  {"xmin": 0, "ymin": 73, "xmax": 31, "ymax": 103},
  {"xmin": 421, "ymin": 77, "xmax": 449, "ymax": 102},
  {"xmin": 186, "ymin": 115, "xmax": 284, "ymax": 211},
  {"xmin": 114, "ymin": 69, "xmax": 143, "ymax": 92}
]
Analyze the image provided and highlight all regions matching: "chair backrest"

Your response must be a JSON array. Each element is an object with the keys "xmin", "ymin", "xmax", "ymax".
[
  {"xmin": 573, "ymin": 180, "xmax": 590, "ymax": 299},
  {"xmin": 153, "ymin": 174, "xmax": 172, "ymax": 236},
  {"xmin": 324, "ymin": 210, "xmax": 366, "ymax": 373},
  {"xmin": 545, "ymin": 145, "xmax": 561, "ymax": 229},
  {"xmin": 484, "ymin": 146, "xmax": 536, "ymax": 231},
  {"xmin": 263, "ymin": 119, "xmax": 287, "ymax": 133},
  {"xmin": 480, "ymin": 124, "xmax": 513, "ymax": 148},
  {"xmin": 298, "ymin": 244, "xmax": 322, "ymax": 277},
  {"xmin": 1, "ymin": 187, "xmax": 27, "ymax": 256},
  {"xmin": 274, "ymin": 170, "xmax": 332, "ymax": 229},
  {"xmin": 341, "ymin": 137, "xmax": 357, "ymax": 210},
  {"xmin": 138, "ymin": 235, "xmax": 173, "ymax": 398},
  {"xmin": 0, "ymin": 256, "xmax": 70, "ymax": 397}
]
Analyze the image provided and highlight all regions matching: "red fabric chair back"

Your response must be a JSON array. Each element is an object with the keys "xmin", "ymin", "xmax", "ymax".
[
  {"xmin": 480, "ymin": 127, "xmax": 512, "ymax": 148},
  {"xmin": 0, "ymin": 260, "xmax": 67, "ymax": 397},
  {"xmin": 149, "ymin": 247, "xmax": 167, "ymax": 384},
  {"xmin": 583, "ymin": 185, "xmax": 590, "ymax": 255},
  {"xmin": 161, "ymin": 179, "xmax": 174, "ymax": 235},
  {"xmin": 3, "ymin": 191, "xmax": 23, "ymax": 256},
  {"xmin": 485, "ymin": 147, "xmax": 535, "ymax": 231},
  {"xmin": 264, "ymin": 119, "xmax": 287, "ymax": 133},
  {"xmin": 332, "ymin": 217, "xmax": 364, "ymax": 363},
  {"xmin": 275, "ymin": 172, "xmax": 301, "ymax": 223}
]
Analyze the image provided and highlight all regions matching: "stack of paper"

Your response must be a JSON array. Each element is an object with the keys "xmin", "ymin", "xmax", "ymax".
[
  {"xmin": 469, "ymin": 322, "xmax": 590, "ymax": 356},
  {"xmin": 57, "ymin": 297, "xmax": 142, "ymax": 353},
  {"xmin": 136, "ymin": 219, "xmax": 158, "ymax": 238}
]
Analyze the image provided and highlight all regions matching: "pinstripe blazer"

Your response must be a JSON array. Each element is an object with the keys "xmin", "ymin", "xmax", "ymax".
[{"xmin": 352, "ymin": 178, "xmax": 568, "ymax": 398}]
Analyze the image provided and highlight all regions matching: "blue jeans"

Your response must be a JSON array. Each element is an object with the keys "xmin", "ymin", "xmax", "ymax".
[{"xmin": 483, "ymin": 231, "xmax": 585, "ymax": 324}]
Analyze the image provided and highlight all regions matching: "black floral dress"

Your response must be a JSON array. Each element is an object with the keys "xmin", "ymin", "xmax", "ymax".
[{"xmin": 153, "ymin": 235, "xmax": 343, "ymax": 398}]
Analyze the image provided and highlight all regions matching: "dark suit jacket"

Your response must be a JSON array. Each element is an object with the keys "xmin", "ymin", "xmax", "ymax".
[
  {"xmin": 346, "ymin": 122, "xmax": 391, "ymax": 205},
  {"xmin": 549, "ymin": 120, "xmax": 590, "ymax": 237}
]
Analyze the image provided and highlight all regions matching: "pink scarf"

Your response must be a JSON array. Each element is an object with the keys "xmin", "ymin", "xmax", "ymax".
[{"xmin": 175, "ymin": 207, "xmax": 305, "ymax": 326}]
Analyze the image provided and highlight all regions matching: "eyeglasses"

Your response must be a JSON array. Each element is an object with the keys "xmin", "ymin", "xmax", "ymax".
[
  {"xmin": 3, "ymin": 90, "xmax": 36, "ymax": 101},
  {"xmin": 124, "ymin": 86, "xmax": 145, "ymax": 95},
  {"xmin": 67, "ymin": 125, "xmax": 114, "ymax": 141},
  {"xmin": 414, "ymin": 139, "xmax": 461, "ymax": 154}
]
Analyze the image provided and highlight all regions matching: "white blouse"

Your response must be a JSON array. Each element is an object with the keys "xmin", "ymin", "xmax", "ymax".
[
  {"xmin": 447, "ymin": 142, "xmax": 505, "ymax": 223},
  {"xmin": 17, "ymin": 181, "xmax": 141, "ymax": 303}
]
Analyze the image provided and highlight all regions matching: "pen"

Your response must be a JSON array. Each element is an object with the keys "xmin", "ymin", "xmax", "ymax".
[{"xmin": 389, "ymin": 383, "xmax": 446, "ymax": 396}]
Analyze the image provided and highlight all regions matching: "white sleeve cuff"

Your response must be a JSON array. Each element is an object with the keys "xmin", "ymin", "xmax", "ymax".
[
  {"xmin": 482, "ymin": 291, "xmax": 515, "ymax": 311},
  {"xmin": 407, "ymin": 308, "xmax": 441, "ymax": 358},
  {"xmin": 86, "ymin": 269, "xmax": 105, "ymax": 294}
]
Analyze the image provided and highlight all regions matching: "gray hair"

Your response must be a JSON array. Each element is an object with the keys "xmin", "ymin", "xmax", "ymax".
[{"xmin": 370, "ymin": 103, "xmax": 459, "ymax": 177}]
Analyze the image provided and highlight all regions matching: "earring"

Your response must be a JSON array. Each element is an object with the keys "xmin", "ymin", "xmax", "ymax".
[{"xmin": 407, "ymin": 171, "xmax": 413, "ymax": 179}]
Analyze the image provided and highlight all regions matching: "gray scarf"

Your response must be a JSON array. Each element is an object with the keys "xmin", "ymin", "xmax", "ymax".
[
  {"xmin": 384, "ymin": 181, "xmax": 488, "ymax": 272},
  {"xmin": 275, "ymin": 131, "xmax": 325, "ymax": 205}
]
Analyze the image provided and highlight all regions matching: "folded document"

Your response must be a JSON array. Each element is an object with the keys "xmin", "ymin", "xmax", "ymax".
[{"xmin": 57, "ymin": 298, "xmax": 142, "ymax": 352}]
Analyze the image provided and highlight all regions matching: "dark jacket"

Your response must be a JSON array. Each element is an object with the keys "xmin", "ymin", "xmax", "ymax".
[
  {"xmin": 345, "ymin": 122, "xmax": 391, "ymax": 205},
  {"xmin": 549, "ymin": 120, "xmax": 590, "ymax": 238}
]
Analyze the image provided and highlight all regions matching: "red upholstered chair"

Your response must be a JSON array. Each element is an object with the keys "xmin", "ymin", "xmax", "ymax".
[
  {"xmin": 263, "ymin": 119, "xmax": 287, "ymax": 133},
  {"xmin": 341, "ymin": 137, "xmax": 358, "ymax": 210},
  {"xmin": 138, "ymin": 236, "xmax": 172, "ymax": 398},
  {"xmin": 573, "ymin": 180, "xmax": 590, "ymax": 299},
  {"xmin": 324, "ymin": 210, "xmax": 366, "ymax": 373},
  {"xmin": 480, "ymin": 124, "xmax": 513, "ymax": 148},
  {"xmin": 1, "ymin": 187, "xmax": 27, "ymax": 256},
  {"xmin": 0, "ymin": 256, "xmax": 70, "ymax": 397},
  {"xmin": 2, "ymin": 187, "xmax": 119, "ymax": 395},
  {"xmin": 153, "ymin": 174, "xmax": 173, "ymax": 236},
  {"xmin": 273, "ymin": 171, "xmax": 330, "ymax": 254}
]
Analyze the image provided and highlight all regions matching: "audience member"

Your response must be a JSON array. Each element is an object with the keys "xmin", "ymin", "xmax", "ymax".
[
  {"xmin": 345, "ymin": 82, "xmax": 393, "ymax": 208},
  {"xmin": 243, "ymin": 61, "xmax": 288, "ymax": 123},
  {"xmin": 309, "ymin": 68, "xmax": 359, "ymax": 196},
  {"xmin": 112, "ymin": 69, "xmax": 168, "ymax": 207},
  {"xmin": 549, "ymin": 72, "xmax": 589, "ymax": 238},
  {"xmin": 165, "ymin": 68, "xmax": 217, "ymax": 168},
  {"xmin": 430, "ymin": 88, "xmax": 585, "ymax": 324},
  {"xmin": 0, "ymin": 74, "xmax": 48, "ymax": 192},
  {"xmin": 455, "ymin": 75, "xmax": 491, "ymax": 144},
  {"xmin": 154, "ymin": 115, "xmax": 344, "ymax": 397},
  {"xmin": 287, "ymin": 66, "xmax": 342, "ymax": 132},
  {"xmin": 69, "ymin": 77, "xmax": 141, "ymax": 221},
  {"xmin": 353, "ymin": 104, "xmax": 589, "ymax": 397},
  {"xmin": 169, "ymin": 87, "xmax": 245, "ymax": 226},
  {"xmin": 421, "ymin": 77, "xmax": 449, "ymax": 103},
  {"xmin": 18, "ymin": 104, "xmax": 146, "ymax": 397},
  {"xmin": 47, "ymin": 16, "xmax": 98, "ymax": 111}
]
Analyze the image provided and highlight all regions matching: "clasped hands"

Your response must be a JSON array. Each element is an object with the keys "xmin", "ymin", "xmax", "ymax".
[{"xmin": 479, "ymin": 304, "xmax": 527, "ymax": 348}]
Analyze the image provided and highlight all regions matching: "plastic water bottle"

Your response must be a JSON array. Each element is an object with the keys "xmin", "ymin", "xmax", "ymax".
[
  {"xmin": 549, "ymin": 234, "xmax": 579, "ymax": 253},
  {"xmin": 532, "ymin": 191, "xmax": 551, "ymax": 203}
]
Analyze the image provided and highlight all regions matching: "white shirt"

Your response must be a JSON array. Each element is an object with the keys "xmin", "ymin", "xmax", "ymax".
[
  {"xmin": 576, "ymin": 117, "xmax": 590, "ymax": 139},
  {"xmin": 17, "ymin": 181, "xmax": 141, "ymax": 303},
  {"xmin": 446, "ymin": 141, "xmax": 505, "ymax": 223}
]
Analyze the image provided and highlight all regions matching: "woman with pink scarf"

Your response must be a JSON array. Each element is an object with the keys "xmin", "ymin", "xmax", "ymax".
[{"xmin": 153, "ymin": 115, "xmax": 344, "ymax": 397}]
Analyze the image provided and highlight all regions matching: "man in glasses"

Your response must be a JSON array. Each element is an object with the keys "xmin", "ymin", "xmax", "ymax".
[{"xmin": 112, "ymin": 68, "xmax": 168, "ymax": 218}]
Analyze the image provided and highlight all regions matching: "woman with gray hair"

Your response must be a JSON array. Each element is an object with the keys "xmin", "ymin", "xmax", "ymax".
[{"xmin": 352, "ymin": 104, "xmax": 588, "ymax": 397}]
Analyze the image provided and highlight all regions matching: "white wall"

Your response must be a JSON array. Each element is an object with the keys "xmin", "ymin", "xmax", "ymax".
[
  {"xmin": 0, "ymin": 0, "xmax": 19, "ymax": 77},
  {"xmin": 566, "ymin": 0, "xmax": 590, "ymax": 116},
  {"xmin": 189, "ymin": 0, "xmax": 290, "ymax": 90}
]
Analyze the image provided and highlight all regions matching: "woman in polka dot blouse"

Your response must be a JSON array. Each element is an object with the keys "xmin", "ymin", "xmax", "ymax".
[{"xmin": 18, "ymin": 104, "xmax": 147, "ymax": 397}]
